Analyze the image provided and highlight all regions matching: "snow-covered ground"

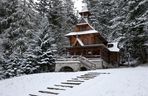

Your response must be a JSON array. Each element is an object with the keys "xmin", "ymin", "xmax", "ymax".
[{"xmin": 0, "ymin": 66, "xmax": 148, "ymax": 96}]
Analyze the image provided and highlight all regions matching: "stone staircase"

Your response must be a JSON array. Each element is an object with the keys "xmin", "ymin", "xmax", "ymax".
[
  {"xmin": 55, "ymin": 56, "xmax": 104, "ymax": 72},
  {"xmin": 29, "ymin": 72, "xmax": 110, "ymax": 96},
  {"xmin": 79, "ymin": 56, "xmax": 97, "ymax": 70}
]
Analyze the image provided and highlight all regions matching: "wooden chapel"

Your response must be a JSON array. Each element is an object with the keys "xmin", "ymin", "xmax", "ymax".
[
  {"xmin": 65, "ymin": 4, "xmax": 107, "ymax": 57},
  {"xmin": 65, "ymin": 4, "xmax": 120, "ymax": 64}
]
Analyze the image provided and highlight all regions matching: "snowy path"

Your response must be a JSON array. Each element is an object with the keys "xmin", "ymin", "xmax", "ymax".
[
  {"xmin": 0, "ymin": 66, "xmax": 148, "ymax": 96},
  {"xmin": 29, "ymin": 72, "xmax": 105, "ymax": 96}
]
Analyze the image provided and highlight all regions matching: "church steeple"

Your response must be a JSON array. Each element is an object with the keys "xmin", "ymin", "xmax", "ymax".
[{"xmin": 79, "ymin": 3, "xmax": 91, "ymax": 22}]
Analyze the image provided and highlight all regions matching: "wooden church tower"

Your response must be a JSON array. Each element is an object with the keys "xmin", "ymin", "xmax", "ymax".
[{"xmin": 65, "ymin": 4, "xmax": 108, "ymax": 57}]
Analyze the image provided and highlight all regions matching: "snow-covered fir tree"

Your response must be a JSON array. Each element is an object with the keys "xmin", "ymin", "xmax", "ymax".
[
  {"xmin": 36, "ymin": 0, "xmax": 77, "ymax": 55},
  {"xmin": 123, "ymin": 0, "xmax": 148, "ymax": 63},
  {"xmin": 29, "ymin": 16, "xmax": 55, "ymax": 72},
  {"xmin": 0, "ymin": 0, "xmax": 56, "ymax": 79},
  {"xmin": 0, "ymin": 0, "xmax": 147, "ymax": 80},
  {"xmin": 0, "ymin": 0, "xmax": 77, "ymax": 79},
  {"xmin": 85, "ymin": 0, "xmax": 148, "ymax": 63},
  {"xmin": 110, "ymin": 0, "xmax": 148, "ymax": 63},
  {"xmin": 0, "ymin": 0, "xmax": 38, "ymax": 78},
  {"xmin": 84, "ymin": 0, "xmax": 116, "ymax": 37}
]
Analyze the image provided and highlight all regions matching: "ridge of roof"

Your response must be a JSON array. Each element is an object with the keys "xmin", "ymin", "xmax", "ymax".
[{"xmin": 65, "ymin": 30, "xmax": 98, "ymax": 36}]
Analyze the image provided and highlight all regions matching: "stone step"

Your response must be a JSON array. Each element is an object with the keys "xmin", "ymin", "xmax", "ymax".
[
  {"xmin": 54, "ymin": 84, "xmax": 73, "ymax": 88},
  {"xmin": 77, "ymin": 76, "xmax": 95, "ymax": 79},
  {"xmin": 47, "ymin": 87, "xmax": 66, "ymax": 90},
  {"xmin": 85, "ymin": 72, "xmax": 99, "ymax": 74},
  {"xmin": 82, "ymin": 74, "xmax": 97, "ymax": 77},
  {"xmin": 61, "ymin": 82, "xmax": 81, "ymax": 85},
  {"xmin": 38, "ymin": 90, "xmax": 59, "ymax": 95},
  {"xmin": 83, "ymin": 78, "xmax": 91, "ymax": 80},
  {"xmin": 29, "ymin": 72, "xmax": 104, "ymax": 96},
  {"xmin": 71, "ymin": 78, "xmax": 79, "ymax": 80},
  {"xmin": 29, "ymin": 94, "xmax": 39, "ymax": 96},
  {"xmin": 67, "ymin": 80, "xmax": 85, "ymax": 83},
  {"xmin": 80, "ymin": 74, "xmax": 97, "ymax": 77}
]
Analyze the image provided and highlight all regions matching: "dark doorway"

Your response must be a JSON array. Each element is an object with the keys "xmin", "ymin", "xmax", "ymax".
[
  {"xmin": 80, "ymin": 67, "xmax": 87, "ymax": 71},
  {"xmin": 59, "ymin": 66, "xmax": 74, "ymax": 72}
]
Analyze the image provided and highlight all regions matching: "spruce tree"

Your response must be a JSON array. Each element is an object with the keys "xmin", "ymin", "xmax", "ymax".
[
  {"xmin": 36, "ymin": 0, "xmax": 77, "ymax": 55},
  {"xmin": 0, "ymin": 0, "xmax": 44, "ymax": 79},
  {"xmin": 85, "ymin": 0, "xmax": 148, "ymax": 63},
  {"xmin": 123, "ymin": 0, "xmax": 148, "ymax": 63}
]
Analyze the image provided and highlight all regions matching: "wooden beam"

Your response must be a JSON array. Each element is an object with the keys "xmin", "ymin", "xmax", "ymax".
[{"xmin": 72, "ymin": 37, "xmax": 77, "ymax": 46}]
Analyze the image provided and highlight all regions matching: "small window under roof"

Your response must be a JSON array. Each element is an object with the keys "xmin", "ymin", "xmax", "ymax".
[{"xmin": 108, "ymin": 44, "xmax": 114, "ymax": 48}]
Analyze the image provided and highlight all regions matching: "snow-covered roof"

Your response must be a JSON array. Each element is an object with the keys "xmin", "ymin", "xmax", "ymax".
[
  {"xmin": 77, "ymin": 23, "xmax": 88, "ymax": 26},
  {"xmin": 65, "ymin": 30, "xmax": 98, "ymax": 36},
  {"xmin": 80, "ymin": 3, "xmax": 89, "ymax": 13},
  {"xmin": 108, "ymin": 42, "xmax": 120, "ymax": 52},
  {"xmin": 144, "ymin": 43, "xmax": 148, "ymax": 46},
  {"xmin": 144, "ymin": 41, "xmax": 148, "ymax": 46}
]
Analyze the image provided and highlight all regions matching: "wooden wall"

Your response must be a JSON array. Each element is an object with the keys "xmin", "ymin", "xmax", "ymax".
[
  {"xmin": 74, "ymin": 24, "xmax": 92, "ymax": 32},
  {"xmin": 101, "ymin": 47, "xmax": 110, "ymax": 63},
  {"xmin": 101, "ymin": 47, "xmax": 120, "ymax": 65},
  {"xmin": 67, "ymin": 46, "xmax": 101, "ymax": 56},
  {"xmin": 109, "ymin": 52, "xmax": 120, "ymax": 65}
]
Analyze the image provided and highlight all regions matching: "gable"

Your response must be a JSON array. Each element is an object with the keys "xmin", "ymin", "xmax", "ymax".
[{"xmin": 72, "ymin": 37, "xmax": 84, "ymax": 47}]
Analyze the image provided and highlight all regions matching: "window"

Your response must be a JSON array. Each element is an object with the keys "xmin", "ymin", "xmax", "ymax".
[{"xmin": 108, "ymin": 44, "xmax": 114, "ymax": 48}]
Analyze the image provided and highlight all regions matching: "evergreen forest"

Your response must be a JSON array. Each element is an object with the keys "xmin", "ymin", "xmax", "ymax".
[{"xmin": 0, "ymin": 0, "xmax": 147, "ymax": 79}]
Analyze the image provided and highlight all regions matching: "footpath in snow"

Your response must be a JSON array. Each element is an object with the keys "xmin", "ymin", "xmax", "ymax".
[{"xmin": 0, "ymin": 66, "xmax": 148, "ymax": 96}]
